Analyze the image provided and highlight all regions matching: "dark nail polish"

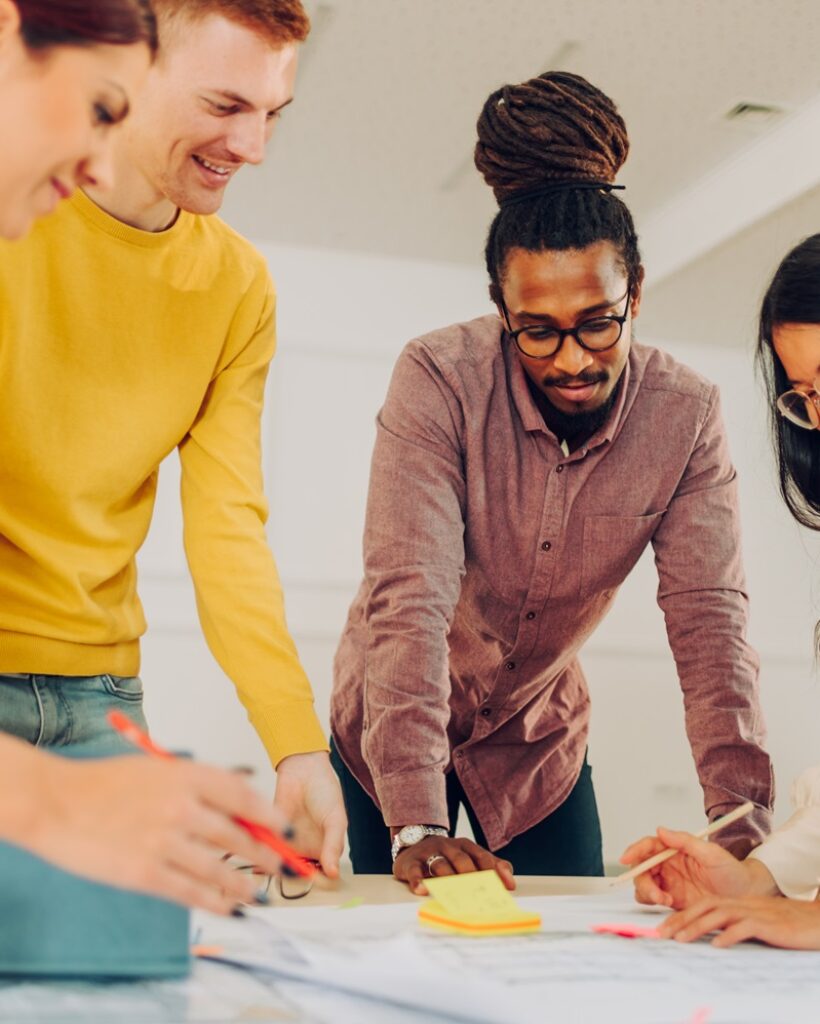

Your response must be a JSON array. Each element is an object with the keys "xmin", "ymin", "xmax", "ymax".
[
  {"xmin": 254, "ymin": 888, "xmax": 270, "ymax": 906},
  {"xmin": 282, "ymin": 864, "xmax": 298, "ymax": 879},
  {"xmin": 231, "ymin": 906, "xmax": 246, "ymax": 919}
]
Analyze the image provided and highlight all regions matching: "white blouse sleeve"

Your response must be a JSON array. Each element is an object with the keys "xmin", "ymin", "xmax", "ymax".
[{"xmin": 749, "ymin": 765, "xmax": 820, "ymax": 901}]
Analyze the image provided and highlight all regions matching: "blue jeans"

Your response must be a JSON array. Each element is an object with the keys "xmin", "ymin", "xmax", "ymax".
[{"xmin": 0, "ymin": 674, "xmax": 148, "ymax": 758}]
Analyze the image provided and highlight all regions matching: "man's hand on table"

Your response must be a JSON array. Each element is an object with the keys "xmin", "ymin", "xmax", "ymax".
[
  {"xmin": 274, "ymin": 751, "xmax": 347, "ymax": 878},
  {"xmin": 392, "ymin": 833, "xmax": 516, "ymax": 896}
]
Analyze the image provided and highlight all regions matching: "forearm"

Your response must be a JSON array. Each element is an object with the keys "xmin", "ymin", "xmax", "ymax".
[
  {"xmin": 664, "ymin": 591, "xmax": 773, "ymax": 846},
  {"xmin": 653, "ymin": 386, "xmax": 772, "ymax": 846},
  {"xmin": 184, "ymin": 513, "xmax": 328, "ymax": 765},
  {"xmin": 179, "ymin": 280, "xmax": 328, "ymax": 765},
  {"xmin": 362, "ymin": 617, "xmax": 453, "ymax": 826},
  {"xmin": 361, "ymin": 569, "xmax": 460, "ymax": 828},
  {"xmin": 0, "ymin": 735, "xmax": 51, "ymax": 850},
  {"xmin": 195, "ymin": 582, "xmax": 328, "ymax": 765},
  {"xmin": 360, "ymin": 342, "xmax": 467, "ymax": 827},
  {"xmin": 370, "ymin": 761, "xmax": 450, "ymax": 829}
]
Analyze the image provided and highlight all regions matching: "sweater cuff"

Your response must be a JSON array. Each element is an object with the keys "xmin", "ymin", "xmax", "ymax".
[
  {"xmin": 247, "ymin": 699, "xmax": 329, "ymax": 768},
  {"xmin": 372, "ymin": 768, "xmax": 449, "ymax": 829}
]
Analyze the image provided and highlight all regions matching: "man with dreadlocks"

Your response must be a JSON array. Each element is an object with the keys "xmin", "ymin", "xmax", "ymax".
[{"xmin": 331, "ymin": 71, "xmax": 773, "ymax": 894}]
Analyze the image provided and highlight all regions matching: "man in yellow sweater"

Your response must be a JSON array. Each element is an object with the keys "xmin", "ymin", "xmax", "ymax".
[{"xmin": 0, "ymin": 0, "xmax": 346, "ymax": 874}]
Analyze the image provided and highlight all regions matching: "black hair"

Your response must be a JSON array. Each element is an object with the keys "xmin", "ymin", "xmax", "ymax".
[
  {"xmin": 17, "ymin": 0, "xmax": 157, "ymax": 54},
  {"xmin": 756, "ymin": 234, "xmax": 820, "ymax": 530}
]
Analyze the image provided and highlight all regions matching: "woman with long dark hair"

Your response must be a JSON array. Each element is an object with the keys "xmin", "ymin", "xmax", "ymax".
[
  {"xmin": 621, "ymin": 235, "xmax": 820, "ymax": 950},
  {"xmin": 758, "ymin": 235, "xmax": 820, "ymax": 530},
  {"xmin": 0, "ymin": 0, "xmax": 155, "ymax": 238},
  {"xmin": 0, "ymin": 0, "xmax": 289, "ymax": 913}
]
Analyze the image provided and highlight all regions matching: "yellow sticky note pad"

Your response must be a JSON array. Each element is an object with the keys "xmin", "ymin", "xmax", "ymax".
[{"xmin": 418, "ymin": 870, "xmax": 541, "ymax": 937}]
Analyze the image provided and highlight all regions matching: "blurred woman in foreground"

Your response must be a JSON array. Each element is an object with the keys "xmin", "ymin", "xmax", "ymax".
[{"xmin": 0, "ymin": 0, "xmax": 286, "ymax": 914}]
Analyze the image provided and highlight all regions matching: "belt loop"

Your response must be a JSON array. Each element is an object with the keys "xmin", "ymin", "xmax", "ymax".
[{"xmin": 30, "ymin": 677, "xmax": 46, "ymax": 747}]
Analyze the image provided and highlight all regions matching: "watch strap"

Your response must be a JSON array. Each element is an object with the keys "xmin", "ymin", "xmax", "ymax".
[{"xmin": 390, "ymin": 825, "xmax": 448, "ymax": 862}]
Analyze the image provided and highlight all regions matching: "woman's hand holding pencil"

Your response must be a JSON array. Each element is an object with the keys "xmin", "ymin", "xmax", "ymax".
[{"xmin": 617, "ymin": 802, "xmax": 778, "ymax": 910}]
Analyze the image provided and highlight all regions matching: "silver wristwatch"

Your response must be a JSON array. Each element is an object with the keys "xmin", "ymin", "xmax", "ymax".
[{"xmin": 390, "ymin": 824, "xmax": 448, "ymax": 862}]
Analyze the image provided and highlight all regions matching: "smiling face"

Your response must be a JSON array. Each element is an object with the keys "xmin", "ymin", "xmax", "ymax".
[
  {"xmin": 0, "ymin": 23, "xmax": 149, "ymax": 239},
  {"xmin": 498, "ymin": 240, "xmax": 642, "ymax": 422},
  {"xmin": 122, "ymin": 13, "xmax": 299, "ymax": 214}
]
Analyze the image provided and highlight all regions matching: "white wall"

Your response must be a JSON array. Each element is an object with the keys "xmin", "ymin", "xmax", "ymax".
[
  {"xmin": 138, "ymin": 245, "xmax": 490, "ymax": 787},
  {"xmin": 138, "ymin": 243, "xmax": 820, "ymax": 866}
]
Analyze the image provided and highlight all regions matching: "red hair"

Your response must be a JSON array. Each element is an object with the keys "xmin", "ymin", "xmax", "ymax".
[
  {"xmin": 152, "ymin": 0, "xmax": 310, "ymax": 47},
  {"xmin": 16, "ymin": 0, "xmax": 157, "ymax": 53}
]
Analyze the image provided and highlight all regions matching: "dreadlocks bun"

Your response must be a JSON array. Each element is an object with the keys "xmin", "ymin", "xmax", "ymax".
[{"xmin": 474, "ymin": 71, "xmax": 629, "ymax": 204}]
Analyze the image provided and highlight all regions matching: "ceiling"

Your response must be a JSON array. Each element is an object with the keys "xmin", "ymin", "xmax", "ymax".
[
  {"xmin": 219, "ymin": 0, "xmax": 820, "ymax": 346},
  {"xmin": 639, "ymin": 182, "xmax": 820, "ymax": 351}
]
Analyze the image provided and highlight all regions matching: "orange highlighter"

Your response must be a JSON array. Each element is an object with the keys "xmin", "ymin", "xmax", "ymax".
[{"xmin": 106, "ymin": 709, "xmax": 315, "ymax": 879}]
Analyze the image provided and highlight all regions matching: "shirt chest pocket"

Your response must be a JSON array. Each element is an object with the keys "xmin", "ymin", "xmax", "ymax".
[{"xmin": 580, "ymin": 511, "xmax": 666, "ymax": 599}]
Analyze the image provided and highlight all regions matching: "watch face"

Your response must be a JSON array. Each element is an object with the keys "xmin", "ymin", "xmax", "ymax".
[{"xmin": 398, "ymin": 825, "xmax": 426, "ymax": 846}]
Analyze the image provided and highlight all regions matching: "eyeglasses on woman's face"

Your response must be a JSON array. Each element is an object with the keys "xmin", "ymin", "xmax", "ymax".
[
  {"xmin": 777, "ymin": 377, "xmax": 820, "ymax": 430},
  {"xmin": 501, "ymin": 287, "xmax": 631, "ymax": 360}
]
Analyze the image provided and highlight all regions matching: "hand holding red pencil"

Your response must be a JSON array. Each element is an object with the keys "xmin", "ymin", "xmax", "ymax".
[
  {"xmin": 107, "ymin": 711, "xmax": 315, "ymax": 880},
  {"xmin": 20, "ymin": 731, "xmax": 297, "ymax": 914}
]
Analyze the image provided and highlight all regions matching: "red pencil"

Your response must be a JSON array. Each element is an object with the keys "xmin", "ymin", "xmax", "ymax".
[{"xmin": 107, "ymin": 710, "xmax": 315, "ymax": 879}]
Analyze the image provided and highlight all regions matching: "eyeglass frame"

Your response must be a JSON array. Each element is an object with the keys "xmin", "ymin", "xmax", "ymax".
[
  {"xmin": 228, "ymin": 859, "xmax": 316, "ymax": 901},
  {"xmin": 499, "ymin": 286, "xmax": 632, "ymax": 360},
  {"xmin": 776, "ymin": 377, "xmax": 820, "ymax": 430}
]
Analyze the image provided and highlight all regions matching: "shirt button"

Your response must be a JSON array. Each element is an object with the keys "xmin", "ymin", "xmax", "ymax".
[
  {"xmin": 480, "ymin": 707, "xmax": 492, "ymax": 717},
  {"xmin": 525, "ymin": 611, "xmax": 536, "ymax": 620},
  {"xmin": 556, "ymin": 464, "xmax": 564, "ymax": 473},
  {"xmin": 541, "ymin": 541, "xmax": 551, "ymax": 551},
  {"xmin": 505, "ymin": 661, "xmax": 516, "ymax": 671},
  {"xmin": 455, "ymin": 751, "xmax": 463, "ymax": 760}
]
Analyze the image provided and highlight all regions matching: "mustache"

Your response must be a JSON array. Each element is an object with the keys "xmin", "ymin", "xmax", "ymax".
[{"xmin": 543, "ymin": 372, "xmax": 607, "ymax": 388}]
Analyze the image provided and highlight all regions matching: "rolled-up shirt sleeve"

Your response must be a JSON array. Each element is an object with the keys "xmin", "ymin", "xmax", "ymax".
[
  {"xmin": 750, "ymin": 766, "xmax": 820, "ymax": 900},
  {"xmin": 361, "ymin": 342, "xmax": 467, "ymax": 827},
  {"xmin": 652, "ymin": 386, "xmax": 774, "ymax": 847}
]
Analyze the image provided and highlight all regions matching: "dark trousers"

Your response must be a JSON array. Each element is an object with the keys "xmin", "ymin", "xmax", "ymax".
[{"xmin": 330, "ymin": 738, "xmax": 604, "ymax": 876}]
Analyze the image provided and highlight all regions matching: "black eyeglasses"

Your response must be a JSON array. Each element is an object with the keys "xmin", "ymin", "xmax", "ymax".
[
  {"xmin": 228, "ymin": 859, "xmax": 316, "ymax": 902},
  {"xmin": 501, "ymin": 287, "xmax": 631, "ymax": 359}
]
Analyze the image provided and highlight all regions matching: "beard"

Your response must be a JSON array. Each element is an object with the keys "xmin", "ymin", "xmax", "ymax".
[{"xmin": 527, "ymin": 374, "xmax": 622, "ymax": 444}]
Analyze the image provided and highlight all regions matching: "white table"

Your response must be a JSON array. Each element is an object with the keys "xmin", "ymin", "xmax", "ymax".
[
  {"xmin": 271, "ymin": 867, "xmax": 609, "ymax": 905},
  {"xmin": 0, "ymin": 871, "xmax": 605, "ymax": 1023}
]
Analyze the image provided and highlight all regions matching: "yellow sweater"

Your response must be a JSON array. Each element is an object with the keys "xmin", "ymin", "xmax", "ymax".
[{"xmin": 0, "ymin": 190, "xmax": 327, "ymax": 765}]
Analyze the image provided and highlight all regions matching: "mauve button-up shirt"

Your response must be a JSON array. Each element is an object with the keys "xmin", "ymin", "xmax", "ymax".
[{"xmin": 331, "ymin": 315, "xmax": 774, "ymax": 851}]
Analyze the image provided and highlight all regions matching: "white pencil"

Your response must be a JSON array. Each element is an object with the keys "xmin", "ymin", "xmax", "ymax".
[{"xmin": 611, "ymin": 800, "xmax": 755, "ymax": 886}]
